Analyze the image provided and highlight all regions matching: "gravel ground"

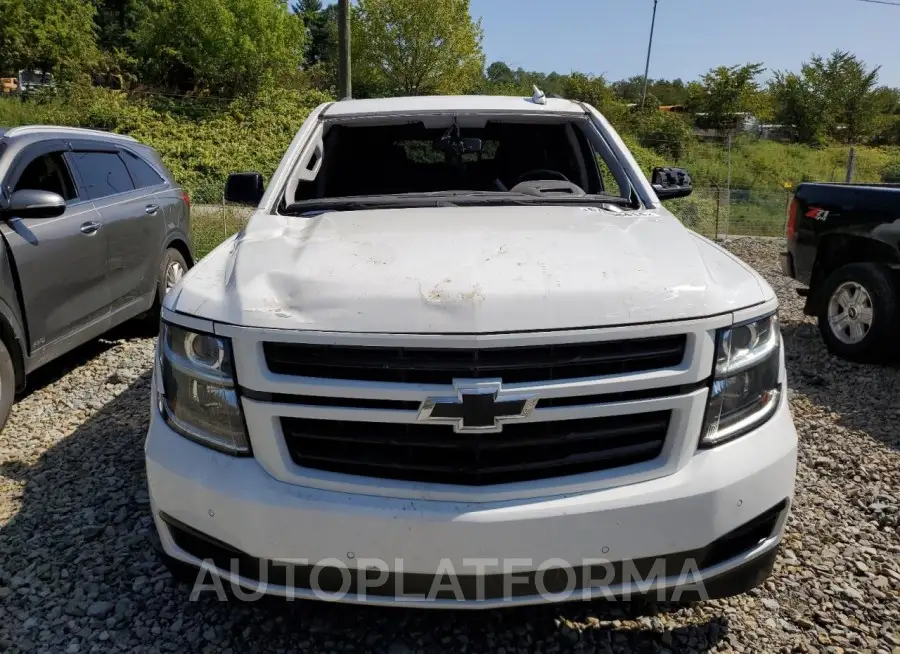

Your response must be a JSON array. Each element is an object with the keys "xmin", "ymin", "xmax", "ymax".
[{"xmin": 1, "ymin": 237, "xmax": 898, "ymax": 654}]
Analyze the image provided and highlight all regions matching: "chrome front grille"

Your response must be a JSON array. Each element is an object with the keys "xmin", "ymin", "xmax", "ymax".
[{"xmin": 226, "ymin": 323, "xmax": 716, "ymax": 493}]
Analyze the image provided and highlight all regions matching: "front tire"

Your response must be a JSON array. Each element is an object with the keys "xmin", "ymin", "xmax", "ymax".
[
  {"xmin": 816, "ymin": 263, "xmax": 899, "ymax": 362},
  {"xmin": 145, "ymin": 248, "xmax": 189, "ymax": 324},
  {"xmin": 0, "ymin": 339, "xmax": 16, "ymax": 433}
]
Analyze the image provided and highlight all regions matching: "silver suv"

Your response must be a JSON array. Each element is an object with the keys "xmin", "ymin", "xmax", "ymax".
[{"xmin": 0, "ymin": 126, "xmax": 193, "ymax": 430}]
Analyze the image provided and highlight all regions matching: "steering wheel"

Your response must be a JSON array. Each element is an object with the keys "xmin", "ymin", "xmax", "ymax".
[{"xmin": 514, "ymin": 169, "xmax": 571, "ymax": 185}]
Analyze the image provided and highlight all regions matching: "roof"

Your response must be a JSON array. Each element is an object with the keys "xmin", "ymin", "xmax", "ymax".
[
  {"xmin": 2, "ymin": 125, "xmax": 137, "ymax": 142},
  {"xmin": 323, "ymin": 95, "xmax": 587, "ymax": 118}
]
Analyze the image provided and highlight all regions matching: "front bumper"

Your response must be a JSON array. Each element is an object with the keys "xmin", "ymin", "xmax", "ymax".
[{"xmin": 146, "ymin": 394, "xmax": 797, "ymax": 608}]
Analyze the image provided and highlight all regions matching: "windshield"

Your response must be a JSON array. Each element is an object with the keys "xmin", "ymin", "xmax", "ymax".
[{"xmin": 283, "ymin": 117, "xmax": 635, "ymax": 213}]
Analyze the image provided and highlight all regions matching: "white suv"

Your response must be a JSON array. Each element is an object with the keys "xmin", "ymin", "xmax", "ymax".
[{"xmin": 147, "ymin": 94, "xmax": 797, "ymax": 608}]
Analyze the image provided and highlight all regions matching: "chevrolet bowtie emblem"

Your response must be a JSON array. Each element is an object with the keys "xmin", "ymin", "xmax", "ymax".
[{"xmin": 416, "ymin": 381, "xmax": 538, "ymax": 433}]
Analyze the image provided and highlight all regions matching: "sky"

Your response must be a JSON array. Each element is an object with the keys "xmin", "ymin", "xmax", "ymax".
[{"xmin": 468, "ymin": 0, "xmax": 900, "ymax": 87}]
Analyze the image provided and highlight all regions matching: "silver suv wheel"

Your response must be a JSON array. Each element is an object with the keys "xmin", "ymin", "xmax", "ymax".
[{"xmin": 164, "ymin": 261, "xmax": 184, "ymax": 294}]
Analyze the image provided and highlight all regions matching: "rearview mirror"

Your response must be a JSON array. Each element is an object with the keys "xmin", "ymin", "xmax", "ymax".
[
  {"xmin": 435, "ymin": 136, "xmax": 483, "ymax": 156},
  {"xmin": 225, "ymin": 172, "xmax": 264, "ymax": 207},
  {"xmin": 4, "ymin": 189, "xmax": 66, "ymax": 219},
  {"xmin": 651, "ymin": 167, "xmax": 693, "ymax": 200}
]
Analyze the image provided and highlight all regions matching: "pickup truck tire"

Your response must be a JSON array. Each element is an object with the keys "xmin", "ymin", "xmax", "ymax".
[
  {"xmin": 0, "ymin": 339, "xmax": 14, "ymax": 432},
  {"xmin": 816, "ymin": 263, "xmax": 900, "ymax": 362}
]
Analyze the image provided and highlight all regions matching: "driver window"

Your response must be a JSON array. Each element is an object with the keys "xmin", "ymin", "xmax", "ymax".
[{"xmin": 14, "ymin": 152, "xmax": 78, "ymax": 201}]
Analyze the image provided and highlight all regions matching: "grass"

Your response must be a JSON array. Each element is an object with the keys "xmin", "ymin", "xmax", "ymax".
[{"xmin": 190, "ymin": 205, "xmax": 252, "ymax": 259}]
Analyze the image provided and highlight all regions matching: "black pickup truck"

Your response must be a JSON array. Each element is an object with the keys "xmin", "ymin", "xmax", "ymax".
[{"xmin": 782, "ymin": 182, "xmax": 900, "ymax": 361}]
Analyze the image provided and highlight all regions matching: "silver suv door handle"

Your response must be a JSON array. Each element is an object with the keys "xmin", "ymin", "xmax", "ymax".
[
  {"xmin": 80, "ymin": 221, "xmax": 101, "ymax": 235},
  {"xmin": 145, "ymin": 204, "xmax": 160, "ymax": 215}
]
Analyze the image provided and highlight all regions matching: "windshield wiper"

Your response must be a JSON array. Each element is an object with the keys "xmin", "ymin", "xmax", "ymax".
[
  {"xmin": 282, "ymin": 190, "xmax": 633, "ymax": 216},
  {"xmin": 283, "ymin": 194, "xmax": 463, "ymax": 215}
]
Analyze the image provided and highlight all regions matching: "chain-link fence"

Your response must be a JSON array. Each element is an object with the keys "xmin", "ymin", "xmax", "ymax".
[
  {"xmin": 631, "ymin": 131, "xmax": 900, "ymax": 238},
  {"xmin": 635, "ymin": 133, "xmax": 875, "ymax": 191},
  {"xmin": 191, "ymin": 205, "xmax": 253, "ymax": 258},
  {"xmin": 669, "ymin": 186, "xmax": 791, "ymax": 240}
]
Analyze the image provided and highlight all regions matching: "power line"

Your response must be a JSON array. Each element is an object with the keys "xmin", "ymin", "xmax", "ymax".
[{"xmin": 855, "ymin": 0, "xmax": 900, "ymax": 6}]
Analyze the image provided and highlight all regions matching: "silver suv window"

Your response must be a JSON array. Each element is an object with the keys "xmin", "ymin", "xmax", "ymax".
[
  {"xmin": 70, "ymin": 151, "xmax": 135, "ymax": 200},
  {"xmin": 14, "ymin": 152, "xmax": 78, "ymax": 201},
  {"xmin": 121, "ymin": 150, "xmax": 165, "ymax": 189}
]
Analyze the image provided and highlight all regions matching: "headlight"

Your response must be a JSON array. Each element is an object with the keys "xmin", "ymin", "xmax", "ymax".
[
  {"xmin": 701, "ymin": 313, "xmax": 781, "ymax": 448},
  {"xmin": 157, "ymin": 323, "xmax": 250, "ymax": 455}
]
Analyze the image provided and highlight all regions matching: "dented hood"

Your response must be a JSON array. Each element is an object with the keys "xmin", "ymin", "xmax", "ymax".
[{"xmin": 167, "ymin": 205, "xmax": 772, "ymax": 333}]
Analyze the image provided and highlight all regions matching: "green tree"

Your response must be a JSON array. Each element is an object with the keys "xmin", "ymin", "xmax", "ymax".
[
  {"xmin": 93, "ymin": 0, "xmax": 142, "ymax": 52},
  {"xmin": 770, "ymin": 70, "xmax": 825, "ymax": 144},
  {"xmin": 652, "ymin": 78, "xmax": 689, "ymax": 106},
  {"xmin": 687, "ymin": 63, "xmax": 766, "ymax": 131},
  {"xmin": 630, "ymin": 111, "xmax": 695, "ymax": 160},
  {"xmin": 135, "ymin": 0, "xmax": 306, "ymax": 95},
  {"xmin": 0, "ymin": 0, "xmax": 101, "ymax": 79},
  {"xmin": 819, "ymin": 51, "xmax": 880, "ymax": 144},
  {"xmin": 561, "ymin": 72, "xmax": 631, "ymax": 127},
  {"xmin": 293, "ymin": 0, "xmax": 334, "ymax": 67},
  {"xmin": 479, "ymin": 61, "xmax": 522, "ymax": 96},
  {"xmin": 872, "ymin": 87, "xmax": 900, "ymax": 115},
  {"xmin": 771, "ymin": 51, "xmax": 882, "ymax": 144},
  {"xmin": 486, "ymin": 61, "xmax": 516, "ymax": 86},
  {"xmin": 352, "ymin": 0, "xmax": 484, "ymax": 96},
  {"xmin": 520, "ymin": 70, "xmax": 567, "ymax": 97},
  {"xmin": 612, "ymin": 76, "xmax": 689, "ymax": 106},
  {"xmin": 563, "ymin": 73, "xmax": 614, "ymax": 108},
  {"xmin": 91, "ymin": 0, "xmax": 152, "ymax": 87}
]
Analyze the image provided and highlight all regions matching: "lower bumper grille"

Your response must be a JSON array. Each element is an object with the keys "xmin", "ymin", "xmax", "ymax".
[
  {"xmin": 281, "ymin": 412, "xmax": 670, "ymax": 485},
  {"xmin": 160, "ymin": 500, "xmax": 788, "ymax": 602}
]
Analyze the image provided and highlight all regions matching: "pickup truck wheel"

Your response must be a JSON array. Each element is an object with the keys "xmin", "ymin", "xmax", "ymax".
[
  {"xmin": 0, "ymin": 339, "xmax": 14, "ymax": 432},
  {"xmin": 816, "ymin": 263, "xmax": 899, "ymax": 362}
]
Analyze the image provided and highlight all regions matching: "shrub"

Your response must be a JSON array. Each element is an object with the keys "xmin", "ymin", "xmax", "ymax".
[
  {"xmin": 1, "ymin": 85, "xmax": 897, "ymax": 218},
  {"xmin": 883, "ymin": 160, "xmax": 900, "ymax": 183},
  {"xmin": 629, "ymin": 111, "xmax": 695, "ymax": 161},
  {"xmin": 0, "ymin": 87, "xmax": 332, "ymax": 203}
]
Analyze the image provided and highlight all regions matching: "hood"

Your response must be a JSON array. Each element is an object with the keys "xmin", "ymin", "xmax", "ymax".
[{"xmin": 167, "ymin": 205, "xmax": 772, "ymax": 333}]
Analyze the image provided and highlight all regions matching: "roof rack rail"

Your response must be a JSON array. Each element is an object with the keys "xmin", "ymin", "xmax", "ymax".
[{"xmin": 4, "ymin": 125, "xmax": 138, "ymax": 142}]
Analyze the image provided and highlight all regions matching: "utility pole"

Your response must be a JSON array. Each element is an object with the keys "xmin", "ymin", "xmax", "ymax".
[
  {"xmin": 845, "ymin": 146, "xmax": 856, "ymax": 183},
  {"xmin": 338, "ymin": 0, "xmax": 351, "ymax": 99},
  {"xmin": 640, "ymin": 0, "xmax": 659, "ymax": 110}
]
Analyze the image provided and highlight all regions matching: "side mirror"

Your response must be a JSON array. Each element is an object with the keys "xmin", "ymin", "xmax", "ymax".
[
  {"xmin": 651, "ymin": 167, "xmax": 693, "ymax": 200},
  {"xmin": 225, "ymin": 172, "xmax": 264, "ymax": 207},
  {"xmin": 4, "ymin": 189, "xmax": 66, "ymax": 219}
]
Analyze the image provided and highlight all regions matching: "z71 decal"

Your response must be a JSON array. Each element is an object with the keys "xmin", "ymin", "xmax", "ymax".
[{"xmin": 805, "ymin": 207, "xmax": 830, "ymax": 221}]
